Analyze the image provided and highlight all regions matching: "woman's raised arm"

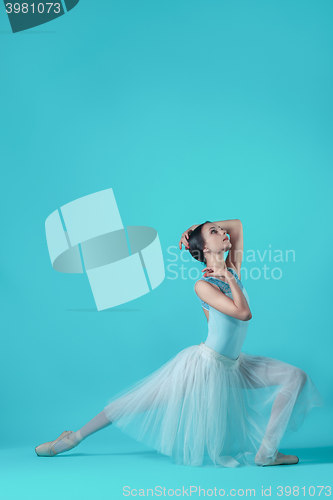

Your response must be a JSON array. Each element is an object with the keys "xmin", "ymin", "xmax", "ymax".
[{"xmin": 212, "ymin": 219, "xmax": 243, "ymax": 276}]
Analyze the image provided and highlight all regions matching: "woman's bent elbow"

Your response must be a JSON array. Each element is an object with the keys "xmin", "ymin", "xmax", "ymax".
[{"xmin": 241, "ymin": 311, "xmax": 252, "ymax": 321}]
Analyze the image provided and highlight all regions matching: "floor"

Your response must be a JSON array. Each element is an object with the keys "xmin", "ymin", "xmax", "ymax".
[{"xmin": 1, "ymin": 432, "xmax": 332, "ymax": 500}]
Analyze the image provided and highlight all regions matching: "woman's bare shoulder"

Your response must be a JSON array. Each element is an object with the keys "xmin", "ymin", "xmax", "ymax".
[{"xmin": 194, "ymin": 278, "xmax": 220, "ymax": 294}]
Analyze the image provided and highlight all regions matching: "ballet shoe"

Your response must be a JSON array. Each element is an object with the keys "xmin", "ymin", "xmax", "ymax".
[
  {"xmin": 255, "ymin": 451, "xmax": 299, "ymax": 466},
  {"xmin": 35, "ymin": 430, "xmax": 78, "ymax": 457}
]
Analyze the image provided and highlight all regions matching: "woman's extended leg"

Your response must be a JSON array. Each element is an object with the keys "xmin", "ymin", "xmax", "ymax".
[
  {"xmin": 52, "ymin": 410, "xmax": 112, "ymax": 454},
  {"xmin": 51, "ymin": 381, "xmax": 173, "ymax": 455},
  {"xmin": 48, "ymin": 355, "xmax": 188, "ymax": 456}
]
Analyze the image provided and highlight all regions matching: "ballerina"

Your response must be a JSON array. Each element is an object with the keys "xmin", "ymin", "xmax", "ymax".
[{"xmin": 35, "ymin": 219, "xmax": 323, "ymax": 467}]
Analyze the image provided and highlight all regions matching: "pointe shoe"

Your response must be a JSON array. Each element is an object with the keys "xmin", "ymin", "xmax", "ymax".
[
  {"xmin": 255, "ymin": 451, "xmax": 299, "ymax": 466},
  {"xmin": 35, "ymin": 430, "xmax": 77, "ymax": 457}
]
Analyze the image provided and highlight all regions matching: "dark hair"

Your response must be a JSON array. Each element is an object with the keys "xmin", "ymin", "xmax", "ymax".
[{"xmin": 188, "ymin": 221, "xmax": 211, "ymax": 265}]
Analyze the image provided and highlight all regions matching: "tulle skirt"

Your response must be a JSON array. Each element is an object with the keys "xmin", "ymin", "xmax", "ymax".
[{"xmin": 103, "ymin": 342, "xmax": 323, "ymax": 467}]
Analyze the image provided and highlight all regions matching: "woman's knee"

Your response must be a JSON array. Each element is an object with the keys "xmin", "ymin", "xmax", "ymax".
[{"xmin": 292, "ymin": 368, "xmax": 307, "ymax": 392}]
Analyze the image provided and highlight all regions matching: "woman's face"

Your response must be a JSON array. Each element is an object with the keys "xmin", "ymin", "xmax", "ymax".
[{"xmin": 202, "ymin": 223, "xmax": 231, "ymax": 254}]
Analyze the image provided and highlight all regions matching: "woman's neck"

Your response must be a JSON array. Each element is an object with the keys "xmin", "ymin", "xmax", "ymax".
[{"xmin": 205, "ymin": 254, "xmax": 227, "ymax": 270}]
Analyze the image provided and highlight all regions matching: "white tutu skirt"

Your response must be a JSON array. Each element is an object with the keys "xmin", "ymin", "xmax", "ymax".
[{"xmin": 103, "ymin": 342, "xmax": 323, "ymax": 468}]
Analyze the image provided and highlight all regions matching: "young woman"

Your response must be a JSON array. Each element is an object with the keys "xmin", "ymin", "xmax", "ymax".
[{"xmin": 35, "ymin": 219, "xmax": 323, "ymax": 467}]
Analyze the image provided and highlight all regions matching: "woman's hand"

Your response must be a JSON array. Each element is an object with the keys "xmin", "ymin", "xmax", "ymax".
[
  {"xmin": 178, "ymin": 224, "xmax": 200, "ymax": 250},
  {"xmin": 201, "ymin": 266, "xmax": 234, "ymax": 282}
]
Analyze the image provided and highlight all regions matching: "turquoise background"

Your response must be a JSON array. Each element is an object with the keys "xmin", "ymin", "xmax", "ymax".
[{"xmin": 1, "ymin": 0, "xmax": 332, "ymax": 498}]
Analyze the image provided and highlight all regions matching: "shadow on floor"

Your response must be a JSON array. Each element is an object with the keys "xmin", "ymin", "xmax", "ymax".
[{"xmin": 52, "ymin": 446, "xmax": 333, "ymax": 467}]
